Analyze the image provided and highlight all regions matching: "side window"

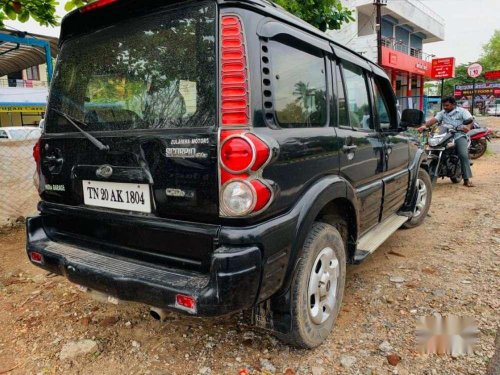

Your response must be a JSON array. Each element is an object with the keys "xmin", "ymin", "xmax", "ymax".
[
  {"xmin": 373, "ymin": 77, "xmax": 398, "ymax": 130},
  {"xmin": 269, "ymin": 41, "xmax": 327, "ymax": 128},
  {"xmin": 342, "ymin": 62, "xmax": 373, "ymax": 130},
  {"xmin": 373, "ymin": 80, "xmax": 391, "ymax": 129},
  {"xmin": 335, "ymin": 64, "xmax": 349, "ymax": 127}
]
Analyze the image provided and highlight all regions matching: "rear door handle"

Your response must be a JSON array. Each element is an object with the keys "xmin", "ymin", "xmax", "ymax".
[{"xmin": 342, "ymin": 145, "xmax": 358, "ymax": 153}]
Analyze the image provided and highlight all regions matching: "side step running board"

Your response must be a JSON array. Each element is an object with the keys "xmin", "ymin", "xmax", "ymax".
[{"xmin": 354, "ymin": 214, "xmax": 409, "ymax": 263}]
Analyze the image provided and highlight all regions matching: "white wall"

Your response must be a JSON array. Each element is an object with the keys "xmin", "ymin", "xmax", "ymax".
[
  {"xmin": 326, "ymin": 8, "xmax": 378, "ymax": 62},
  {"xmin": 335, "ymin": 0, "xmax": 445, "ymax": 43}
]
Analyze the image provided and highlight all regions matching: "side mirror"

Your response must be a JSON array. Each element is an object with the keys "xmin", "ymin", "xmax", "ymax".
[{"xmin": 400, "ymin": 109, "xmax": 424, "ymax": 129}]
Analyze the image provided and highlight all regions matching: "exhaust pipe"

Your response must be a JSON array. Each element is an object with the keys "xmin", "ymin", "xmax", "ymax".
[{"xmin": 150, "ymin": 307, "xmax": 169, "ymax": 321}]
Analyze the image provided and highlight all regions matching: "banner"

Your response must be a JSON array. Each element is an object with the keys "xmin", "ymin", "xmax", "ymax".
[
  {"xmin": 0, "ymin": 105, "xmax": 46, "ymax": 113},
  {"xmin": 454, "ymin": 82, "xmax": 500, "ymax": 99}
]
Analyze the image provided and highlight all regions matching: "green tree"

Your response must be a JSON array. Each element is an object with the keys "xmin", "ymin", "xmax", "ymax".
[
  {"xmin": 0, "ymin": 0, "xmax": 58, "ymax": 27},
  {"xmin": 0, "ymin": 0, "xmax": 97, "ymax": 27},
  {"xmin": 481, "ymin": 29, "xmax": 500, "ymax": 71},
  {"xmin": 1, "ymin": 0, "xmax": 355, "ymax": 31},
  {"xmin": 274, "ymin": 0, "xmax": 354, "ymax": 31}
]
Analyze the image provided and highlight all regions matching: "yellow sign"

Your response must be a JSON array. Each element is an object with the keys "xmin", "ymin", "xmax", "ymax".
[{"xmin": 0, "ymin": 106, "xmax": 46, "ymax": 113}]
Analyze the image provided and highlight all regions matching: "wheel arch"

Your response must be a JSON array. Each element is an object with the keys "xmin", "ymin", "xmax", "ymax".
[
  {"xmin": 276, "ymin": 175, "xmax": 359, "ymax": 297},
  {"xmin": 261, "ymin": 175, "xmax": 359, "ymax": 335},
  {"xmin": 315, "ymin": 197, "xmax": 358, "ymax": 262}
]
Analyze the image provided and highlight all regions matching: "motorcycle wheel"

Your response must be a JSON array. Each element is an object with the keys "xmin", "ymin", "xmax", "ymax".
[
  {"xmin": 451, "ymin": 176, "xmax": 463, "ymax": 184},
  {"xmin": 469, "ymin": 139, "xmax": 487, "ymax": 160}
]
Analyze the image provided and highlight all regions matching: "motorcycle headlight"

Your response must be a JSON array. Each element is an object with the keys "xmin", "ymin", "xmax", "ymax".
[{"xmin": 428, "ymin": 138, "xmax": 440, "ymax": 147}]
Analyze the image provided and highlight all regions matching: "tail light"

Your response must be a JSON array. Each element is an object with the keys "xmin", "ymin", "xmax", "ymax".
[
  {"xmin": 80, "ymin": 0, "xmax": 119, "ymax": 13},
  {"xmin": 219, "ymin": 15, "xmax": 276, "ymax": 218},
  {"xmin": 33, "ymin": 139, "xmax": 41, "ymax": 167},
  {"xmin": 33, "ymin": 139, "xmax": 41, "ymax": 191}
]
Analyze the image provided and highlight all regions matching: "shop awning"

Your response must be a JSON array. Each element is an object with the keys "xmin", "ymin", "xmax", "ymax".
[{"xmin": 0, "ymin": 29, "xmax": 58, "ymax": 78}]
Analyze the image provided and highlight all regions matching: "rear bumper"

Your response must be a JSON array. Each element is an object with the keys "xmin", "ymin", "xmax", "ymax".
[{"xmin": 26, "ymin": 215, "xmax": 262, "ymax": 316}]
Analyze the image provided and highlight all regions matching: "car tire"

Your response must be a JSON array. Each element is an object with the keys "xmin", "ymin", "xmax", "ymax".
[
  {"xmin": 403, "ymin": 168, "xmax": 432, "ymax": 229},
  {"xmin": 279, "ymin": 222, "xmax": 346, "ymax": 348}
]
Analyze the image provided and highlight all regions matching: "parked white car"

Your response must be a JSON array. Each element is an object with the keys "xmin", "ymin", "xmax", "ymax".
[
  {"xmin": 487, "ymin": 104, "xmax": 500, "ymax": 116},
  {"xmin": 0, "ymin": 126, "xmax": 41, "ymax": 140}
]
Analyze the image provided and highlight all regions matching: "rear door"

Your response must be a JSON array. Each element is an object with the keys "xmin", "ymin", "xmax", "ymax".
[
  {"xmin": 370, "ymin": 75, "xmax": 410, "ymax": 220},
  {"xmin": 41, "ymin": 1, "xmax": 220, "ymax": 224},
  {"xmin": 334, "ymin": 60, "xmax": 384, "ymax": 235}
]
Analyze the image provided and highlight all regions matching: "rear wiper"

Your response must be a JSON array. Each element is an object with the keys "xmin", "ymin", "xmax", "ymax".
[{"xmin": 51, "ymin": 108, "xmax": 110, "ymax": 151}]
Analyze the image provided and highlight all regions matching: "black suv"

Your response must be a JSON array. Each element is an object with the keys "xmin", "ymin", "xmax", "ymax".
[{"xmin": 27, "ymin": 0, "xmax": 432, "ymax": 348}]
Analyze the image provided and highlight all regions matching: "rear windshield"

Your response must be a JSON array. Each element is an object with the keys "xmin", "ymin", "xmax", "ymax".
[{"xmin": 46, "ymin": 2, "xmax": 216, "ymax": 133}]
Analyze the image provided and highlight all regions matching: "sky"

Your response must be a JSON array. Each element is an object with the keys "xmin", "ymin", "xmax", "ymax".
[
  {"xmin": 420, "ymin": 0, "xmax": 500, "ymax": 65},
  {"xmin": 3, "ymin": 0, "xmax": 500, "ymax": 65}
]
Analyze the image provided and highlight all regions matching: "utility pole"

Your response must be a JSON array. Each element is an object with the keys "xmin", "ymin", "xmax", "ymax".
[
  {"xmin": 440, "ymin": 78, "xmax": 445, "ymax": 110},
  {"xmin": 374, "ymin": 0, "xmax": 387, "ymax": 66}
]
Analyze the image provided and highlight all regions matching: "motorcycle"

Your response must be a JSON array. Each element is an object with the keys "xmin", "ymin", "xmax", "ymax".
[
  {"xmin": 425, "ymin": 123, "xmax": 470, "ymax": 186},
  {"xmin": 468, "ymin": 120, "xmax": 494, "ymax": 159}
]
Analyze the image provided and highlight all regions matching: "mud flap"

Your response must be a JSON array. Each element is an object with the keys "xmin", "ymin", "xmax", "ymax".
[{"xmin": 251, "ymin": 291, "xmax": 293, "ymax": 335}]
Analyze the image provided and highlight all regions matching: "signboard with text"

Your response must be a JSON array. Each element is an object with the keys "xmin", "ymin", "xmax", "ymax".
[
  {"xmin": 381, "ymin": 47, "xmax": 432, "ymax": 78},
  {"xmin": 431, "ymin": 57, "xmax": 456, "ymax": 79},
  {"xmin": 485, "ymin": 70, "xmax": 500, "ymax": 80},
  {"xmin": 467, "ymin": 63, "xmax": 483, "ymax": 78},
  {"xmin": 454, "ymin": 82, "xmax": 500, "ymax": 98},
  {"xmin": 0, "ymin": 105, "xmax": 46, "ymax": 113}
]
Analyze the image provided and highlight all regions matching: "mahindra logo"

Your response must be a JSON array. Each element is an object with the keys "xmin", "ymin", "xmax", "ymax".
[{"xmin": 96, "ymin": 165, "xmax": 113, "ymax": 179}]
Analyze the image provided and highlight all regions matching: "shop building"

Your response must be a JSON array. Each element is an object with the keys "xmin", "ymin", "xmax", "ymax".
[{"xmin": 328, "ymin": 0, "xmax": 445, "ymax": 111}]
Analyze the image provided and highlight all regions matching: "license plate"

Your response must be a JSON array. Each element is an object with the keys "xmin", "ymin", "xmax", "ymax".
[{"xmin": 82, "ymin": 180, "xmax": 151, "ymax": 213}]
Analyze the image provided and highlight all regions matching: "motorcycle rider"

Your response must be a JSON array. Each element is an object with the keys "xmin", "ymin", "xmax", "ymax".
[{"xmin": 418, "ymin": 96, "xmax": 475, "ymax": 187}]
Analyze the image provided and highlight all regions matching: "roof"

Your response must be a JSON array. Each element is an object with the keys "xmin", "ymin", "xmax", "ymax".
[
  {"xmin": 0, "ymin": 29, "xmax": 58, "ymax": 77},
  {"xmin": 60, "ymin": 0, "xmax": 378, "ymax": 70}
]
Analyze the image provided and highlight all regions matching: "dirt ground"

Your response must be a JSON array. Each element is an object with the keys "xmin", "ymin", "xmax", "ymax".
[{"xmin": 1, "ymin": 117, "xmax": 499, "ymax": 375}]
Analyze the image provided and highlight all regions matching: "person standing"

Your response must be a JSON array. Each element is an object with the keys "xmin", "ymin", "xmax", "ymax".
[{"xmin": 418, "ymin": 96, "xmax": 475, "ymax": 187}]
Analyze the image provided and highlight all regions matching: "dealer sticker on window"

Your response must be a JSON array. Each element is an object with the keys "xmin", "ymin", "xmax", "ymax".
[{"xmin": 82, "ymin": 180, "xmax": 151, "ymax": 213}]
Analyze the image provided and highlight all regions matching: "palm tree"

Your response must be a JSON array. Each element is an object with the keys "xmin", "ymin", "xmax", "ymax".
[{"xmin": 293, "ymin": 81, "xmax": 315, "ymax": 112}]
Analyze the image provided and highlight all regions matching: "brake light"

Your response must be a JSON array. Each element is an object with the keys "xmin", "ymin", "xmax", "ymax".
[
  {"xmin": 251, "ymin": 180, "xmax": 272, "ymax": 212},
  {"xmin": 80, "ymin": 0, "xmax": 119, "ymax": 13},
  {"xmin": 220, "ymin": 15, "xmax": 249, "ymax": 126},
  {"xmin": 175, "ymin": 294, "xmax": 196, "ymax": 312},
  {"xmin": 33, "ymin": 139, "xmax": 42, "ymax": 192},
  {"xmin": 246, "ymin": 134, "xmax": 271, "ymax": 171},
  {"xmin": 220, "ymin": 136, "xmax": 254, "ymax": 173},
  {"xmin": 33, "ymin": 139, "xmax": 40, "ymax": 166}
]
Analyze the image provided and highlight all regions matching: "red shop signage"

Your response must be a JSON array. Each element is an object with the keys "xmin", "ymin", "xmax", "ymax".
[{"xmin": 431, "ymin": 57, "xmax": 456, "ymax": 79}]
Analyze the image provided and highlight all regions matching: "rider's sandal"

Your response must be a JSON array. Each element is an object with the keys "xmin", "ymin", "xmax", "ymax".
[{"xmin": 463, "ymin": 180, "xmax": 475, "ymax": 187}]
